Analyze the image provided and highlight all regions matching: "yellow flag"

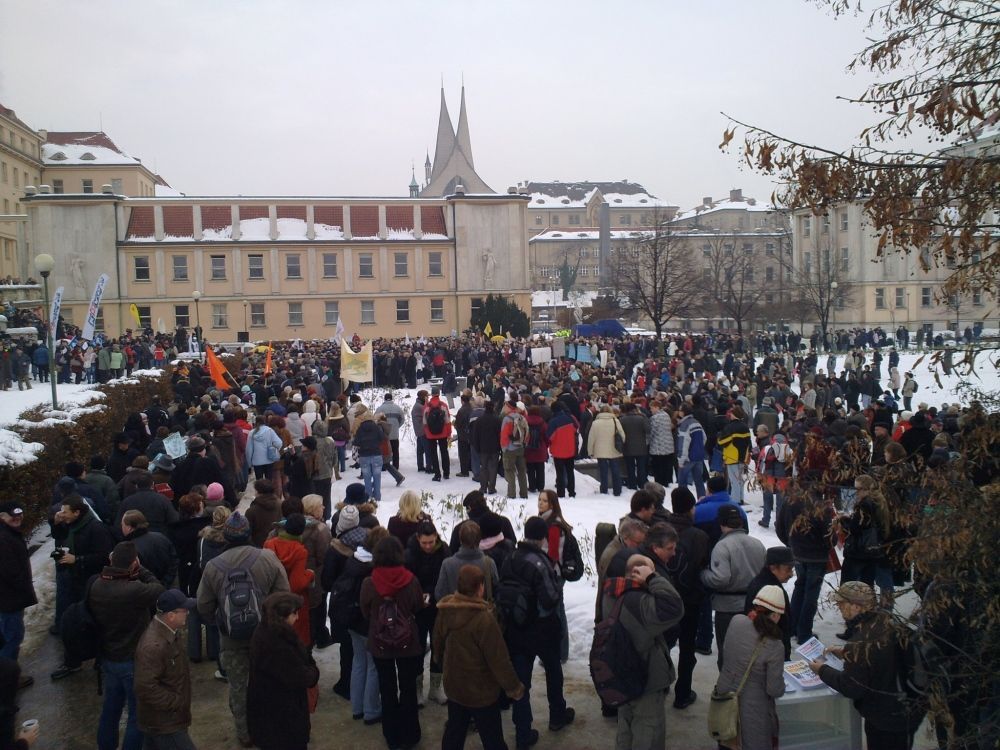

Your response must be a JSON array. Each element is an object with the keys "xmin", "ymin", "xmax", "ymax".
[
  {"xmin": 483, "ymin": 322, "xmax": 493, "ymax": 337},
  {"xmin": 129, "ymin": 303, "xmax": 142, "ymax": 328},
  {"xmin": 340, "ymin": 338, "xmax": 373, "ymax": 383}
]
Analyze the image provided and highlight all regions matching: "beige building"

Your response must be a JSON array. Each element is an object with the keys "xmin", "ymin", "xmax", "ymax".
[
  {"xmin": 790, "ymin": 200, "xmax": 996, "ymax": 335},
  {"xmin": 524, "ymin": 180, "xmax": 662, "ymax": 237},
  {"xmin": 22, "ymin": 190, "xmax": 531, "ymax": 341},
  {"xmin": 40, "ymin": 131, "xmax": 166, "ymax": 198},
  {"xmin": 0, "ymin": 103, "xmax": 43, "ymax": 282}
]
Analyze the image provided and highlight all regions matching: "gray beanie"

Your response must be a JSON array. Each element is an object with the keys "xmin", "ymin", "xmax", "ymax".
[{"xmin": 336, "ymin": 505, "xmax": 360, "ymax": 535}]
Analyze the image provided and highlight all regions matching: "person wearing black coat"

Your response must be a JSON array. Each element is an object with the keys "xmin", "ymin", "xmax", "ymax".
[
  {"xmin": 899, "ymin": 412, "xmax": 934, "ymax": 463},
  {"xmin": 744, "ymin": 547, "xmax": 794, "ymax": 660},
  {"xmin": 120, "ymin": 512, "xmax": 178, "ymax": 588},
  {"xmin": 404, "ymin": 523, "xmax": 451, "ymax": 704},
  {"xmin": 447, "ymin": 491, "xmax": 516, "ymax": 554},
  {"xmin": 470, "ymin": 404, "xmax": 502, "ymax": 494},
  {"xmin": 776, "ymin": 489, "xmax": 833, "ymax": 645},
  {"xmin": 247, "ymin": 592, "xmax": 320, "ymax": 750},
  {"xmin": 0, "ymin": 502, "xmax": 37, "ymax": 674},
  {"xmin": 115, "ymin": 474, "xmax": 179, "ymax": 534},
  {"xmin": 106, "ymin": 434, "xmax": 140, "ymax": 484}
]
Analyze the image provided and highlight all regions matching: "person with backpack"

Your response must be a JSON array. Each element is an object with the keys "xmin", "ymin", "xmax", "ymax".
[
  {"xmin": 86, "ymin": 540, "xmax": 165, "ymax": 750},
  {"xmin": 756, "ymin": 432, "xmax": 791, "ymax": 529},
  {"xmin": 245, "ymin": 415, "xmax": 284, "ymax": 482},
  {"xmin": 523, "ymin": 405, "xmax": 549, "ymax": 493},
  {"xmin": 499, "ymin": 400, "xmax": 530, "ymax": 499},
  {"xmin": 545, "ymin": 402, "xmax": 579, "ymax": 499},
  {"xmin": 537, "ymin": 491, "xmax": 584, "ymax": 662},
  {"xmin": 808, "ymin": 581, "xmax": 925, "ymax": 750},
  {"xmin": 423, "ymin": 386, "xmax": 453, "ymax": 482},
  {"xmin": 596, "ymin": 552, "xmax": 684, "ymax": 750},
  {"xmin": 433, "ymin": 564, "xmax": 525, "ymax": 750},
  {"xmin": 352, "ymin": 409, "xmax": 386, "ymax": 502},
  {"xmin": 360, "ymin": 536, "xmax": 426, "ymax": 750},
  {"xmin": 498, "ymin": 516, "xmax": 575, "ymax": 750},
  {"xmin": 193, "ymin": 505, "xmax": 230, "ymax": 677},
  {"xmin": 587, "ymin": 405, "xmax": 626, "ymax": 497},
  {"xmin": 196, "ymin": 511, "xmax": 289, "ymax": 748}
]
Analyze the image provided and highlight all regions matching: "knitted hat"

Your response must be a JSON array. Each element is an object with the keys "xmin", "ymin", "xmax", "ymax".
[
  {"xmin": 336, "ymin": 505, "xmax": 360, "ymax": 535},
  {"xmin": 479, "ymin": 513, "xmax": 503, "ymax": 539},
  {"xmin": 753, "ymin": 585, "xmax": 786, "ymax": 614},
  {"xmin": 523, "ymin": 516, "xmax": 548, "ymax": 541},
  {"xmin": 205, "ymin": 482, "xmax": 224, "ymax": 502},
  {"xmin": 765, "ymin": 546, "xmax": 794, "ymax": 566},
  {"xmin": 831, "ymin": 581, "xmax": 876, "ymax": 607},
  {"xmin": 344, "ymin": 483, "xmax": 367, "ymax": 505},
  {"xmin": 284, "ymin": 512, "xmax": 306, "ymax": 537},
  {"xmin": 223, "ymin": 511, "xmax": 251, "ymax": 542}
]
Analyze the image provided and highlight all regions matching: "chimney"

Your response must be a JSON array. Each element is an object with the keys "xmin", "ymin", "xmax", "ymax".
[
  {"xmin": 729, "ymin": 189, "xmax": 743, "ymax": 203},
  {"xmin": 702, "ymin": 196, "xmax": 713, "ymax": 208},
  {"xmin": 599, "ymin": 202, "xmax": 611, "ymax": 284},
  {"xmin": 24, "ymin": 186, "xmax": 37, "ymax": 196},
  {"xmin": 507, "ymin": 186, "xmax": 517, "ymax": 195},
  {"xmin": 454, "ymin": 184, "xmax": 466, "ymax": 195},
  {"xmin": 101, "ymin": 184, "xmax": 114, "ymax": 194}
]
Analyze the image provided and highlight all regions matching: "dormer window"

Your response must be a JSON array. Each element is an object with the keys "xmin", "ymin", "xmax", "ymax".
[
  {"xmin": 613, "ymin": 198, "xmax": 623, "ymax": 203},
  {"xmin": 561, "ymin": 199, "xmax": 570, "ymax": 204},
  {"xmin": 50, "ymin": 151, "xmax": 67, "ymax": 161},
  {"xmin": 639, "ymin": 198, "xmax": 648, "ymax": 203},
  {"xmin": 80, "ymin": 152, "xmax": 96, "ymax": 160}
]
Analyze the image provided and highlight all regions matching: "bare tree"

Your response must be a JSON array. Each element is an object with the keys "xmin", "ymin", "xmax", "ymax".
[
  {"xmin": 557, "ymin": 245, "xmax": 582, "ymax": 297},
  {"xmin": 780, "ymin": 235, "xmax": 855, "ymax": 344},
  {"xmin": 698, "ymin": 233, "xmax": 770, "ymax": 335},
  {"xmin": 609, "ymin": 212, "xmax": 700, "ymax": 339}
]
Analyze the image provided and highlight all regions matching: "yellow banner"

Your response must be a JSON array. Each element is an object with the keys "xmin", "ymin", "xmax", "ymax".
[
  {"xmin": 340, "ymin": 338, "xmax": 373, "ymax": 383},
  {"xmin": 129, "ymin": 303, "xmax": 142, "ymax": 328}
]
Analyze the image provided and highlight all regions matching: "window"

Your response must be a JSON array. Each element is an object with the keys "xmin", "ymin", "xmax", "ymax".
[
  {"xmin": 702, "ymin": 244, "xmax": 711, "ymax": 257},
  {"xmin": 579, "ymin": 267, "xmax": 589, "ymax": 277},
  {"xmin": 430, "ymin": 299, "xmax": 444, "ymax": 322},
  {"xmin": 804, "ymin": 251, "xmax": 812, "ymax": 274},
  {"xmin": 745, "ymin": 268, "xmax": 755, "ymax": 283},
  {"xmin": 471, "ymin": 297, "xmax": 483, "ymax": 319},
  {"xmin": 766, "ymin": 266, "xmax": 775, "ymax": 282},
  {"xmin": 840, "ymin": 211, "xmax": 849, "ymax": 231},
  {"xmin": 785, "ymin": 267, "xmax": 793, "ymax": 281},
  {"xmin": 702, "ymin": 267, "xmax": 712, "ymax": 281},
  {"xmin": 324, "ymin": 301, "xmax": 340, "ymax": 325},
  {"xmin": 3, "ymin": 199, "xmax": 8, "ymax": 213},
  {"xmin": 921, "ymin": 287, "xmax": 932, "ymax": 307},
  {"xmin": 620, "ymin": 214, "xmax": 632, "ymax": 225},
  {"xmin": 821, "ymin": 215, "xmax": 830, "ymax": 233},
  {"xmin": 134, "ymin": 306, "xmax": 151, "ymax": 329},
  {"xmin": 361, "ymin": 300, "xmax": 375, "ymax": 324},
  {"xmin": 973, "ymin": 289, "xmax": 983, "ymax": 306},
  {"xmin": 111, "ymin": 178, "xmax": 123, "ymax": 194},
  {"xmin": 895, "ymin": 288, "xmax": 906, "ymax": 308},
  {"xmin": 394, "ymin": 252, "xmax": 408, "ymax": 277},
  {"xmin": 174, "ymin": 305, "xmax": 190, "ymax": 328},
  {"xmin": 724, "ymin": 244, "xmax": 734, "ymax": 257},
  {"xmin": 81, "ymin": 179, "xmax": 93, "ymax": 193},
  {"xmin": 358, "ymin": 253, "xmax": 374, "ymax": 278},
  {"xmin": 322, "ymin": 253, "xmax": 338, "ymax": 278},
  {"xmin": 802, "ymin": 216, "xmax": 811, "ymax": 236},
  {"xmin": 286, "ymin": 254, "xmax": 301, "ymax": 279},
  {"xmin": 52, "ymin": 179, "xmax": 64, "ymax": 194},
  {"xmin": 250, "ymin": 303, "xmax": 266, "ymax": 327},
  {"xmin": 134, "ymin": 256, "xmax": 150, "ymax": 281},
  {"xmin": 875, "ymin": 287, "xmax": 886, "ymax": 309},
  {"xmin": 765, "ymin": 293, "xmax": 774, "ymax": 304},
  {"xmin": 210, "ymin": 255, "xmax": 226, "ymax": 280},
  {"xmin": 568, "ymin": 214, "xmax": 581, "ymax": 226},
  {"xmin": 247, "ymin": 254, "xmax": 264, "ymax": 280},
  {"xmin": 591, "ymin": 265, "xmax": 600, "ymax": 276},
  {"xmin": 742, "ymin": 243, "xmax": 753, "ymax": 254},
  {"xmin": 287, "ymin": 302, "xmax": 303, "ymax": 326},
  {"xmin": 172, "ymin": 255, "xmax": 188, "ymax": 281},
  {"xmin": 427, "ymin": 251, "xmax": 443, "ymax": 276},
  {"xmin": 396, "ymin": 299, "xmax": 410, "ymax": 322},
  {"xmin": 766, "ymin": 242, "xmax": 775, "ymax": 256},
  {"xmin": 12, "ymin": 169, "xmax": 18, "ymax": 187},
  {"xmin": 535, "ymin": 216, "xmax": 543, "ymax": 226},
  {"xmin": 840, "ymin": 247, "xmax": 849, "ymax": 273},
  {"xmin": 0, "ymin": 161, "xmax": 5, "ymax": 182},
  {"xmin": 551, "ymin": 215, "xmax": 560, "ymax": 226},
  {"xmin": 94, "ymin": 309, "xmax": 105, "ymax": 333},
  {"xmin": 211, "ymin": 303, "xmax": 228, "ymax": 328}
]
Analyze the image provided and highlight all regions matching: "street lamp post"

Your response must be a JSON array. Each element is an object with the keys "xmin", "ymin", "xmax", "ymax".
[
  {"xmin": 242, "ymin": 299, "xmax": 249, "ymax": 342},
  {"xmin": 830, "ymin": 281, "xmax": 838, "ymax": 351},
  {"xmin": 192, "ymin": 290, "xmax": 202, "ymax": 360},
  {"xmin": 34, "ymin": 253, "xmax": 58, "ymax": 409}
]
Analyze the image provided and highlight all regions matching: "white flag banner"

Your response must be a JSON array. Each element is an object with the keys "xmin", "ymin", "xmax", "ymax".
[
  {"xmin": 335, "ymin": 316, "xmax": 345, "ymax": 339},
  {"xmin": 49, "ymin": 285, "xmax": 64, "ymax": 337},
  {"xmin": 81, "ymin": 273, "xmax": 110, "ymax": 341}
]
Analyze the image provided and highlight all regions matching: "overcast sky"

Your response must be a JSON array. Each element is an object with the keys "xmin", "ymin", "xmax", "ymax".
[{"xmin": 1, "ymin": 1, "xmax": 880, "ymax": 208}]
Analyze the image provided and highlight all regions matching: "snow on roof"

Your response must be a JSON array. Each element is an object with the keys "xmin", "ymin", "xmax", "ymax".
[
  {"xmin": 42, "ymin": 131, "xmax": 141, "ymax": 166},
  {"xmin": 526, "ymin": 180, "xmax": 662, "ymax": 209},
  {"xmin": 154, "ymin": 182, "xmax": 184, "ymax": 197},
  {"xmin": 673, "ymin": 197, "xmax": 777, "ymax": 221},
  {"xmin": 529, "ymin": 229, "xmax": 650, "ymax": 242}
]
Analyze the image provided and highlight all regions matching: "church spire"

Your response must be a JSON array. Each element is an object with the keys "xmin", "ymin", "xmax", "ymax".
[
  {"xmin": 424, "ymin": 149, "xmax": 431, "ymax": 183},
  {"xmin": 455, "ymin": 84, "xmax": 474, "ymax": 168},
  {"xmin": 409, "ymin": 164, "xmax": 419, "ymax": 198},
  {"xmin": 430, "ymin": 85, "xmax": 455, "ymax": 182}
]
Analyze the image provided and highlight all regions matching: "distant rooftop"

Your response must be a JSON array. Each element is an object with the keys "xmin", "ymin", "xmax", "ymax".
[
  {"xmin": 42, "ymin": 131, "xmax": 144, "ymax": 167},
  {"xmin": 525, "ymin": 180, "xmax": 661, "ymax": 209}
]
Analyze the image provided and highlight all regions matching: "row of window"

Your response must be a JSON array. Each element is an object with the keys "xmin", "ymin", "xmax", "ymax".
[
  {"xmin": 0, "ymin": 161, "xmax": 38, "ymax": 189},
  {"xmin": 802, "ymin": 248, "xmax": 851, "ymax": 274},
  {"xmin": 147, "ymin": 299, "xmax": 449, "ymax": 329},
  {"xmin": 136, "ymin": 250, "xmax": 446, "ymax": 283},
  {"xmin": 701, "ymin": 266, "xmax": 792, "ymax": 283},
  {"xmin": 802, "ymin": 212, "xmax": 850, "ymax": 236},
  {"xmin": 535, "ymin": 265, "xmax": 601, "ymax": 277},
  {"xmin": 874, "ymin": 287, "xmax": 984, "ymax": 309},
  {"xmin": 4, "ymin": 129, "xmax": 38, "ymax": 158}
]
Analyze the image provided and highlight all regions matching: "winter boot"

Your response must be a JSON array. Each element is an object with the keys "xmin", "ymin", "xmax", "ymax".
[
  {"xmin": 416, "ymin": 672, "xmax": 425, "ymax": 708},
  {"xmin": 429, "ymin": 672, "xmax": 447, "ymax": 705}
]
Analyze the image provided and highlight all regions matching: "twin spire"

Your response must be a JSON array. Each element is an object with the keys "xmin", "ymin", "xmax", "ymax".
[{"xmin": 419, "ymin": 83, "xmax": 493, "ymax": 197}]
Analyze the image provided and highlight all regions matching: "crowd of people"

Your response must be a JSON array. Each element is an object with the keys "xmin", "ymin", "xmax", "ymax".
[{"xmin": 0, "ymin": 328, "xmax": 996, "ymax": 750}]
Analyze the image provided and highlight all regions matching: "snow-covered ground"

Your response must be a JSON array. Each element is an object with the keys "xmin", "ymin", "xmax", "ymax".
[{"xmin": 16, "ymin": 351, "xmax": 1000, "ymax": 675}]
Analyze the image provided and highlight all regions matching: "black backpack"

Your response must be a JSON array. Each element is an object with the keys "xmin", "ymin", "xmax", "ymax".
[
  {"xmin": 560, "ymin": 531, "xmax": 585, "ymax": 583},
  {"xmin": 426, "ymin": 404, "xmax": 447, "ymax": 435},
  {"xmin": 495, "ymin": 559, "xmax": 538, "ymax": 630},
  {"xmin": 371, "ymin": 597, "xmax": 417, "ymax": 654},
  {"xmin": 61, "ymin": 577, "xmax": 101, "ymax": 665},
  {"xmin": 211, "ymin": 548, "xmax": 263, "ymax": 640},
  {"xmin": 589, "ymin": 592, "xmax": 648, "ymax": 707},
  {"xmin": 526, "ymin": 422, "xmax": 543, "ymax": 451}
]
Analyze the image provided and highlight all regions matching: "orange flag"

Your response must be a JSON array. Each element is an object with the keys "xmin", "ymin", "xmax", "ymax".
[
  {"xmin": 205, "ymin": 345, "xmax": 232, "ymax": 391},
  {"xmin": 264, "ymin": 342, "xmax": 273, "ymax": 377}
]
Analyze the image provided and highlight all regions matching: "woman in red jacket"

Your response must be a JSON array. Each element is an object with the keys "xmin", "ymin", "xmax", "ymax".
[
  {"xmin": 524, "ymin": 405, "xmax": 550, "ymax": 493},
  {"xmin": 263, "ymin": 513, "xmax": 314, "ymax": 645}
]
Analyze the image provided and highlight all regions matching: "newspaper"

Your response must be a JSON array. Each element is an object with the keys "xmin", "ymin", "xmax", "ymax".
[
  {"xmin": 783, "ymin": 660, "xmax": 825, "ymax": 690},
  {"xmin": 795, "ymin": 637, "xmax": 844, "ymax": 671}
]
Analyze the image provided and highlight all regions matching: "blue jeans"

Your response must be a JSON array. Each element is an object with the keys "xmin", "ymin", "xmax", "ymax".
[
  {"xmin": 597, "ymin": 458, "xmax": 622, "ymax": 495},
  {"xmin": 678, "ymin": 461, "xmax": 706, "ymax": 499},
  {"xmin": 98, "ymin": 659, "xmax": 142, "ymax": 750},
  {"xmin": 726, "ymin": 463, "xmax": 745, "ymax": 504},
  {"xmin": 0, "ymin": 610, "xmax": 25, "ymax": 660},
  {"xmin": 350, "ymin": 631, "xmax": 381, "ymax": 720},
  {"xmin": 416, "ymin": 435, "xmax": 429, "ymax": 472},
  {"xmin": 336, "ymin": 444, "xmax": 347, "ymax": 473},
  {"xmin": 762, "ymin": 486, "xmax": 785, "ymax": 526},
  {"xmin": 841, "ymin": 558, "xmax": 895, "ymax": 598},
  {"xmin": 360, "ymin": 454, "xmax": 383, "ymax": 501},
  {"xmin": 510, "ymin": 640, "xmax": 567, "ymax": 746},
  {"xmin": 710, "ymin": 447, "xmax": 724, "ymax": 474},
  {"xmin": 789, "ymin": 561, "xmax": 827, "ymax": 643}
]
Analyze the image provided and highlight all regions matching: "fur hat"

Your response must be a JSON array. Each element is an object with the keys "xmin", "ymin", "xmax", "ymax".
[{"xmin": 344, "ymin": 483, "xmax": 367, "ymax": 505}]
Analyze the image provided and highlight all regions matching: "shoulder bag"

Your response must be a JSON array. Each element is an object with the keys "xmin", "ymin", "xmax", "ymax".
[{"xmin": 707, "ymin": 639, "xmax": 764, "ymax": 744}]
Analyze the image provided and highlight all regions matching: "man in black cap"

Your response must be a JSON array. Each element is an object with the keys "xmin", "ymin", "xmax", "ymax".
[
  {"xmin": 499, "ymin": 516, "xmax": 574, "ymax": 749},
  {"xmin": 107, "ymin": 432, "xmax": 140, "ymax": 484},
  {"xmin": 745, "ymin": 546, "xmax": 794, "ymax": 659},
  {"xmin": 0, "ymin": 501, "xmax": 37, "ymax": 689},
  {"xmin": 135, "ymin": 589, "xmax": 197, "ymax": 750},
  {"xmin": 88, "ymin": 540, "xmax": 166, "ymax": 750}
]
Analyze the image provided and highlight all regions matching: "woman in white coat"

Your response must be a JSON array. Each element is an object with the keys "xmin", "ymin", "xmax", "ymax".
[{"xmin": 586, "ymin": 405, "xmax": 625, "ymax": 496}]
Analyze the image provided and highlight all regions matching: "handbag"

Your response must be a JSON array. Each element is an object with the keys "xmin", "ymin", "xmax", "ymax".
[
  {"xmin": 613, "ymin": 419, "xmax": 625, "ymax": 453},
  {"xmin": 265, "ymin": 442, "xmax": 280, "ymax": 463},
  {"xmin": 707, "ymin": 640, "xmax": 763, "ymax": 744}
]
